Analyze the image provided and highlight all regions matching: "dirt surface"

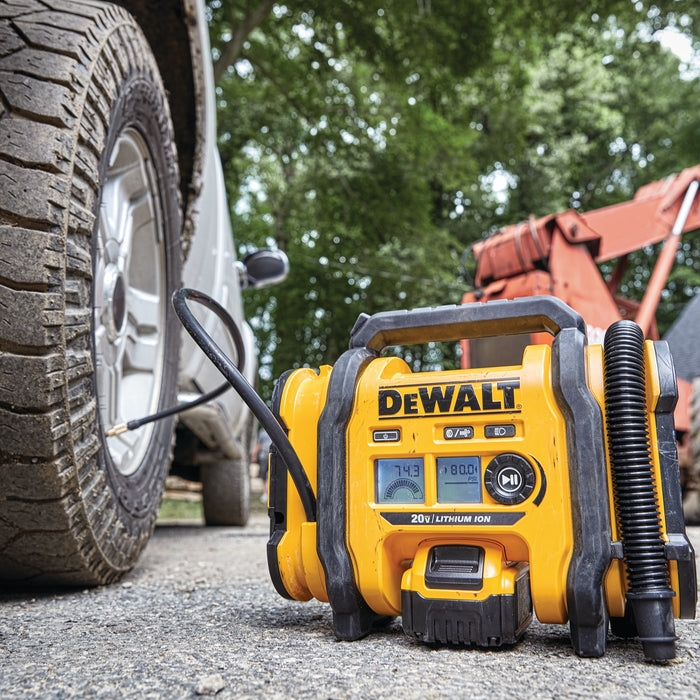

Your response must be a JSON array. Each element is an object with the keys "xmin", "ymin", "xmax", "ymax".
[{"xmin": 1, "ymin": 512, "xmax": 699, "ymax": 699}]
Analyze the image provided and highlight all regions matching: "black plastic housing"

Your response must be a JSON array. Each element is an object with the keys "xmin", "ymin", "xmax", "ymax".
[{"xmin": 401, "ymin": 565, "xmax": 532, "ymax": 647}]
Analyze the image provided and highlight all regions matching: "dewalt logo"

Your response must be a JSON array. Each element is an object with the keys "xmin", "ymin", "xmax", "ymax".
[{"xmin": 377, "ymin": 380, "xmax": 520, "ymax": 419}]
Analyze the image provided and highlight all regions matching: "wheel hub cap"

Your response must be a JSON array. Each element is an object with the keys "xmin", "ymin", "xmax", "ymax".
[{"xmin": 103, "ymin": 264, "xmax": 127, "ymax": 342}]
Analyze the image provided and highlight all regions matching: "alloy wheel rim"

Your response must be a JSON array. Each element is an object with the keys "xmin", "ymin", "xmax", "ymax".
[{"xmin": 94, "ymin": 128, "xmax": 167, "ymax": 477}]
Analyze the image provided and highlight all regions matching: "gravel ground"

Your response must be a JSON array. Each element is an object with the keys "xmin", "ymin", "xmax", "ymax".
[{"xmin": 1, "ymin": 513, "xmax": 698, "ymax": 699}]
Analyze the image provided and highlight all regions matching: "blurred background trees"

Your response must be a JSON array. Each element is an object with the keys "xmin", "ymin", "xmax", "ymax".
[{"xmin": 206, "ymin": 0, "xmax": 700, "ymax": 396}]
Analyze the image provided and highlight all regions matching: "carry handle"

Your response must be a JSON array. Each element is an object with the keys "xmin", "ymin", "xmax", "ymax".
[{"xmin": 349, "ymin": 296, "xmax": 586, "ymax": 352}]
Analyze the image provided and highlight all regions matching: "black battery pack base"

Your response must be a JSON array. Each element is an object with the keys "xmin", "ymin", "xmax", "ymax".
[{"xmin": 401, "ymin": 566, "xmax": 533, "ymax": 647}]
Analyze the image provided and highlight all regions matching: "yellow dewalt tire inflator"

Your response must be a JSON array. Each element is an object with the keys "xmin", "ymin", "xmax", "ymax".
[{"xmin": 173, "ymin": 291, "xmax": 696, "ymax": 661}]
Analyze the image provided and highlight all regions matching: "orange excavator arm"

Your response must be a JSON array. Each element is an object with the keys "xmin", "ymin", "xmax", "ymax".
[
  {"xmin": 590, "ymin": 165, "xmax": 700, "ymax": 262},
  {"xmin": 473, "ymin": 165, "xmax": 700, "ymax": 284}
]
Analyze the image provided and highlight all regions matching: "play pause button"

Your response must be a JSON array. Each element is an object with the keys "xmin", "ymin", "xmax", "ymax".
[
  {"xmin": 484, "ymin": 453, "xmax": 536, "ymax": 505},
  {"xmin": 498, "ymin": 468, "xmax": 523, "ymax": 492}
]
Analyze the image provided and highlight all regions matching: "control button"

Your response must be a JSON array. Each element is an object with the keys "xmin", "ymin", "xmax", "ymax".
[
  {"xmin": 484, "ymin": 453, "xmax": 536, "ymax": 505},
  {"xmin": 484, "ymin": 424, "xmax": 516, "ymax": 438},
  {"xmin": 443, "ymin": 426, "xmax": 474, "ymax": 440},
  {"xmin": 498, "ymin": 467, "xmax": 523, "ymax": 493},
  {"xmin": 373, "ymin": 429, "xmax": 400, "ymax": 443}
]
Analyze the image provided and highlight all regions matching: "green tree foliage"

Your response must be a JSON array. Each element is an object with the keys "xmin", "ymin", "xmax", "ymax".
[{"xmin": 207, "ymin": 1, "xmax": 700, "ymax": 396}]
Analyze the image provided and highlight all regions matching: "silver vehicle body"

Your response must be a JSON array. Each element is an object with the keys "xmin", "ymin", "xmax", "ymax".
[{"xmin": 177, "ymin": 0, "xmax": 256, "ymax": 457}]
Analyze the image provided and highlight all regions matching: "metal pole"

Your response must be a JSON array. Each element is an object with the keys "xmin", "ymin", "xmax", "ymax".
[{"xmin": 634, "ymin": 180, "xmax": 699, "ymax": 336}]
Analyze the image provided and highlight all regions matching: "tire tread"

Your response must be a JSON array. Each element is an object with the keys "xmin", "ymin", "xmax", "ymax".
[{"xmin": 0, "ymin": 0, "xmax": 179, "ymax": 584}]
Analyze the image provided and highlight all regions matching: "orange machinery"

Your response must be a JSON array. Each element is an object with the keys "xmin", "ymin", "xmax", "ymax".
[{"xmin": 461, "ymin": 166, "xmax": 700, "ymax": 437}]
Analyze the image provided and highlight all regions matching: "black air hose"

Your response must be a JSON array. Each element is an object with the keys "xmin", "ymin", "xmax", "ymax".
[
  {"xmin": 603, "ymin": 320, "xmax": 676, "ymax": 661},
  {"xmin": 172, "ymin": 288, "xmax": 317, "ymax": 523}
]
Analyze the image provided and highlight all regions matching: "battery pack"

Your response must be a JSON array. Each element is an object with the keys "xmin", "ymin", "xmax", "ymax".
[{"xmin": 401, "ymin": 543, "xmax": 532, "ymax": 646}]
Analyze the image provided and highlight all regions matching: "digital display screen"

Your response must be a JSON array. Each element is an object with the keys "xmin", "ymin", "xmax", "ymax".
[
  {"xmin": 376, "ymin": 458, "xmax": 425, "ymax": 504},
  {"xmin": 436, "ymin": 457, "xmax": 482, "ymax": 503}
]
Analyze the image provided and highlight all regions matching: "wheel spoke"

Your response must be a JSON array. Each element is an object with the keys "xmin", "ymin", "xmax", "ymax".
[
  {"xmin": 101, "ymin": 179, "xmax": 131, "ymax": 250},
  {"xmin": 103, "ymin": 140, "xmax": 151, "ymax": 267},
  {"xmin": 128, "ymin": 287, "xmax": 161, "ymax": 331},
  {"xmin": 124, "ymin": 329, "xmax": 160, "ymax": 373}
]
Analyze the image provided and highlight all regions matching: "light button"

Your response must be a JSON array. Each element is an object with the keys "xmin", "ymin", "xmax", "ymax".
[{"xmin": 484, "ymin": 424, "xmax": 516, "ymax": 438}]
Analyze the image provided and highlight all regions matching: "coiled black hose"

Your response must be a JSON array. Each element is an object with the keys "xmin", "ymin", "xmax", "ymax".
[{"xmin": 603, "ymin": 320, "xmax": 676, "ymax": 661}]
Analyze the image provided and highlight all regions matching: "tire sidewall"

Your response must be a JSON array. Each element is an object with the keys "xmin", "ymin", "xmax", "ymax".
[{"xmin": 91, "ymin": 69, "xmax": 182, "ymax": 534}]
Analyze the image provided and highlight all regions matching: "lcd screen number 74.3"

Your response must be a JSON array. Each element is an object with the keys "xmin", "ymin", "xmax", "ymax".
[{"xmin": 376, "ymin": 458, "xmax": 425, "ymax": 504}]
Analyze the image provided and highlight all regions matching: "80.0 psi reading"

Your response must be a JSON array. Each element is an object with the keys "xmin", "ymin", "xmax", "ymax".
[{"xmin": 438, "ymin": 462, "xmax": 479, "ymax": 477}]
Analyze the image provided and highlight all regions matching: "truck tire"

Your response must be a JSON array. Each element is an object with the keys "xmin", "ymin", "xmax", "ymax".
[
  {"xmin": 683, "ymin": 378, "xmax": 700, "ymax": 523},
  {"xmin": 201, "ymin": 456, "xmax": 251, "ymax": 526},
  {"xmin": 200, "ymin": 390, "xmax": 256, "ymax": 527},
  {"xmin": 0, "ymin": 2, "xmax": 182, "ymax": 584}
]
